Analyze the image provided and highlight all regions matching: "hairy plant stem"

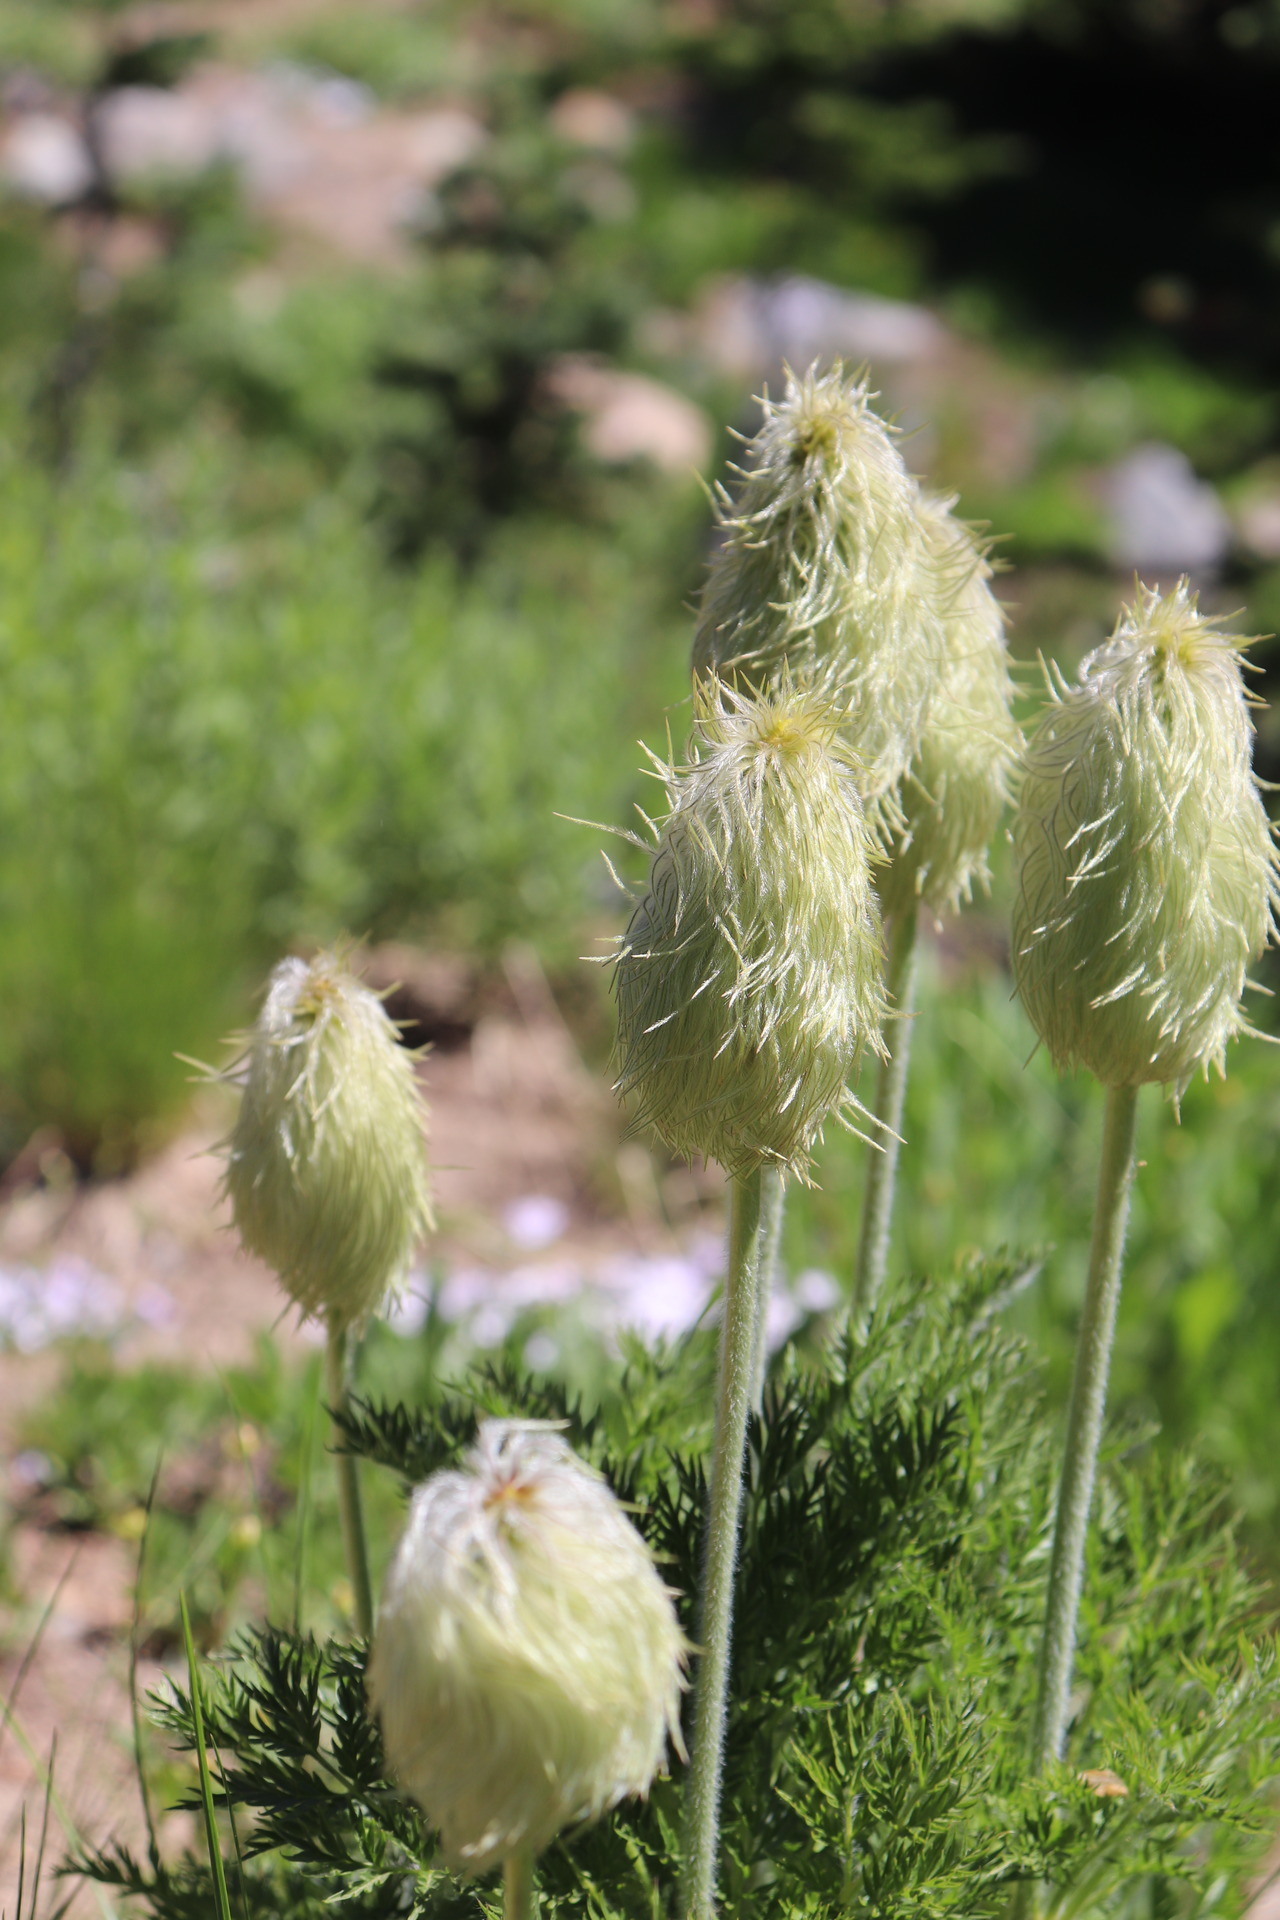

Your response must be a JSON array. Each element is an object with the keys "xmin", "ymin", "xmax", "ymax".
[
  {"xmin": 682, "ymin": 1169, "xmax": 764, "ymax": 1920},
  {"xmin": 852, "ymin": 904, "xmax": 919, "ymax": 1322},
  {"xmin": 504, "ymin": 1848, "xmax": 536, "ymax": 1920},
  {"xmin": 1033, "ymin": 1083, "xmax": 1140, "ymax": 1766},
  {"xmin": 749, "ymin": 1167, "xmax": 786, "ymax": 1409},
  {"xmin": 325, "ymin": 1318, "xmax": 374, "ymax": 1640}
]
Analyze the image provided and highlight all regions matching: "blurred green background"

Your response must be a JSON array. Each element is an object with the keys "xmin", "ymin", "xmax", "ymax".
[{"xmin": 4, "ymin": 0, "xmax": 1280, "ymax": 1566}]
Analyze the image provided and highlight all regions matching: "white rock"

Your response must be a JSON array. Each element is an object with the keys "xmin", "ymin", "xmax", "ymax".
[
  {"xmin": 503, "ymin": 1193, "xmax": 570, "ymax": 1250},
  {"xmin": 794, "ymin": 1268, "xmax": 841, "ymax": 1314},
  {"xmin": 1, "ymin": 113, "xmax": 93, "ymax": 204},
  {"xmin": 602, "ymin": 1252, "xmax": 709, "ymax": 1339},
  {"xmin": 1106, "ymin": 442, "xmax": 1230, "ymax": 575}
]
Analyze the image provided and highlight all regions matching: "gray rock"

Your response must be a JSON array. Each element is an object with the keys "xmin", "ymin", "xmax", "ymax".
[
  {"xmin": 95, "ymin": 86, "xmax": 220, "ymax": 184},
  {"xmin": 1106, "ymin": 442, "xmax": 1230, "ymax": 576},
  {"xmin": 699, "ymin": 273, "xmax": 948, "ymax": 379},
  {"xmin": 93, "ymin": 67, "xmax": 487, "ymax": 262}
]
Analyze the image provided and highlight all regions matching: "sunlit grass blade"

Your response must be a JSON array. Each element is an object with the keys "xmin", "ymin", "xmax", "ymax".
[
  {"xmin": 179, "ymin": 1593, "xmax": 233, "ymax": 1920},
  {"xmin": 129, "ymin": 1456, "xmax": 163, "ymax": 1873},
  {"xmin": 16, "ymin": 1799, "xmax": 26, "ymax": 1920},
  {"xmin": 0, "ymin": 1703, "xmax": 116, "ymax": 1919},
  {"xmin": 213, "ymin": 1740, "xmax": 251, "ymax": 1920},
  {"xmin": 23, "ymin": 1734, "xmax": 55, "ymax": 1920}
]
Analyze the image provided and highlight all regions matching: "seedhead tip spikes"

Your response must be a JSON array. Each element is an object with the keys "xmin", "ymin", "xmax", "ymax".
[
  {"xmin": 225, "ymin": 949, "xmax": 433, "ymax": 1330},
  {"xmin": 692, "ymin": 364, "xmax": 954, "ymax": 802},
  {"xmin": 612, "ymin": 673, "xmax": 887, "ymax": 1180},
  {"xmin": 878, "ymin": 497, "xmax": 1021, "ymax": 918},
  {"xmin": 368, "ymin": 1421, "xmax": 688, "ymax": 1872},
  {"xmin": 1013, "ymin": 580, "xmax": 1280, "ymax": 1098}
]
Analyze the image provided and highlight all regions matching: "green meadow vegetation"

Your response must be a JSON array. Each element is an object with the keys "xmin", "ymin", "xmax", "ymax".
[{"xmin": 5, "ymin": 0, "xmax": 1280, "ymax": 1912}]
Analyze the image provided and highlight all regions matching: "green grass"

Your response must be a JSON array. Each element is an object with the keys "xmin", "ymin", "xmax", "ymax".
[
  {"xmin": 15, "ymin": 1338, "xmax": 366, "ymax": 1647},
  {"xmin": 10, "ymin": 1298, "xmax": 706, "ymax": 1660},
  {"xmin": 0, "ymin": 410, "xmax": 702, "ymax": 1166}
]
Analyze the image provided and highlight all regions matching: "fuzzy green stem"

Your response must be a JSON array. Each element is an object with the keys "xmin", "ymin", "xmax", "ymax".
[
  {"xmin": 504, "ymin": 1848, "xmax": 536, "ymax": 1920},
  {"xmin": 749, "ymin": 1168, "xmax": 786, "ymax": 1410},
  {"xmin": 1033, "ymin": 1083, "xmax": 1140, "ymax": 1767},
  {"xmin": 852, "ymin": 905, "xmax": 919, "ymax": 1322},
  {"xmin": 682, "ymin": 1169, "xmax": 764, "ymax": 1920},
  {"xmin": 325, "ymin": 1319, "xmax": 374, "ymax": 1640}
]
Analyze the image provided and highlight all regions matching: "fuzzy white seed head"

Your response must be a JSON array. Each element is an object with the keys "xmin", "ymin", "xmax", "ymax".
[
  {"xmin": 368, "ymin": 1421, "xmax": 689, "ymax": 1873},
  {"xmin": 691, "ymin": 364, "xmax": 952, "ymax": 804},
  {"xmin": 1012, "ymin": 581, "xmax": 1280, "ymax": 1099},
  {"xmin": 612, "ymin": 676, "xmax": 887, "ymax": 1180},
  {"xmin": 225, "ymin": 951, "xmax": 433, "ymax": 1329},
  {"xmin": 878, "ymin": 499, "xmax": 1021, "ymax": 919}
]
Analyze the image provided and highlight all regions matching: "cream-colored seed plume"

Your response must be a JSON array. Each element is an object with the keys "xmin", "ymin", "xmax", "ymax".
[
  {"xmin": 225, "ymin": 951, "xmax": 433, "ymax": 1329},
  {"xmin": 1013, "ymin": 581, "xmax": 1279, "ymax": 1099},
  {"xmin": 878, "ymin": 499, "xmax": 1021, "ymax": 918},
  {"xmin": 692, "ymin": 364, "xmax": 951, "ymax": 807},
  {"xmin": 368, "ymin": 1421, "xmax": 688, "ymax": 1873},
  {"xmin": 612, "ymin": 677, "xmax": 886, "ymax": 1180}
]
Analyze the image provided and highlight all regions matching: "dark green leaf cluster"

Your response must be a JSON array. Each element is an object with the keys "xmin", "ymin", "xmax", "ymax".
[
  {"xmin": 374, "ymin": 109, "xmax": 651, "ymax": 562},
  {"xmin": 77, "ymin": 1260, "xmax": 1280, "ymax": 1920},
  {"xmin": 335, "ymin": 1333, "xmax": 720, "ymax": 1501}
]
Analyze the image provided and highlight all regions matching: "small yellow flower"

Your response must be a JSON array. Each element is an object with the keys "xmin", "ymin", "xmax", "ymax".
[
  {"xmin": 227, "ymin": 1513, "xmax": 262, "ymax": 1551},
  {"xmin": 112, "ymin": 1506, "xmax": 149, "ymax": 1541}
]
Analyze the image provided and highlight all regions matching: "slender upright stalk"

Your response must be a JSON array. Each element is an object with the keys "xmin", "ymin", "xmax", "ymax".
[
  {"xmin": 504, "ymin": 1848, "xmax": 536, "ymax": 1920},
  {"xmin": 325, "ymin": 1318, "xmax": 374, "ymax": 1639},
  {"xmin": 1032, "ymin": 1083, "xmax": 1140, "ymax": 1766},
  {"xmin": 749, "ymin": 1167, "xmax": 786, "ymax": 1410},
  {"xmin": 852, "ymin": 904, "xmax": 919, "ymax": 1321},
  {"xmin": 682, "ymin": 1169, "xmax": 764, "ymax": 1920}
]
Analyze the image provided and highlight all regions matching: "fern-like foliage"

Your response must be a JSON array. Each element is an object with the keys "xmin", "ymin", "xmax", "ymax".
[{"xmin": 74, "ymin": 1259, "xmax": 1280, "ymax": 1920}]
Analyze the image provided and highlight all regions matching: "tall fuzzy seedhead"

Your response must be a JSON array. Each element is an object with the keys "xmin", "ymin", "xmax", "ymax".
[
  {"xmin": 691, "ymin": 364, "xmax": 951, "ymax": 803},
  {"xmin": 879, "ymin": 500, "xmax": 1021, "ymax": 918},
  {"xmin": 1013, "ymin": 582, "xmax": 1279, "ymax": 1098},
  {"xmin": 368, "ymin": 1421, "xmax": 688, "ymax": 1873},
  {"xmin": 225, "ymin": 951, "xmax": 433, "ymax": 1329},
  {"xmin": 612, "ymin": 677, "xmax": 886, "ymax": 1179}
]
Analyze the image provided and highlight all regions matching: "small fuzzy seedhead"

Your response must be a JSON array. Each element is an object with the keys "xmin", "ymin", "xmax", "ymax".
[
  {"xmin": 612, "ymin": 677, "xmax": 887, "ymax": 1180},
  {"xmin": 878, "ymin": 500, "xmax": 1021, "ymax": 919},
  {"xmin": 225, "ymin": 951, "xmax": 433, "ymax": 1329},
  {"xmin": 1013, "ymin": 582, "xmax": 1280, "ymax": 1098},
  {"xmin": 368, "ymin": 1421, "xmax": 688, "ymax": 1873},
  {"xmin": 691, "ymin": 364, "xmax": 951, "ymax": 803}
]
